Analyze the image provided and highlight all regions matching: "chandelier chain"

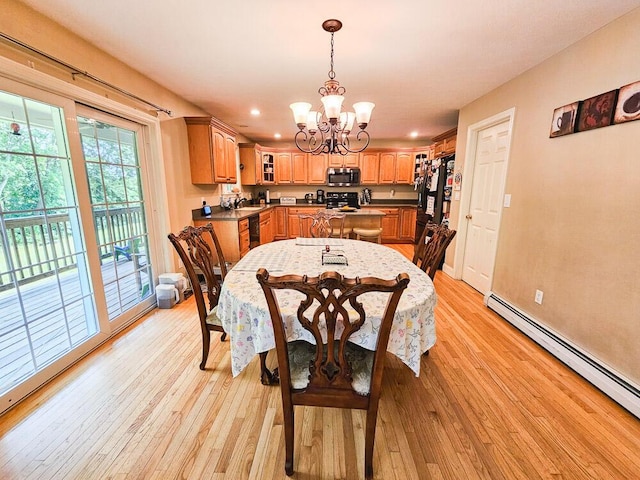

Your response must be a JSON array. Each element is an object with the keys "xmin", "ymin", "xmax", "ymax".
[{"xmin": 328, "ymin": 32, "xmax": 335, "ymax": 80}]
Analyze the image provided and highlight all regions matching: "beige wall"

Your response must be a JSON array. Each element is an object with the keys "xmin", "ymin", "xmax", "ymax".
[{"xmin": 451, "ymin": 8, "xmax": 640, "ymax": 385}]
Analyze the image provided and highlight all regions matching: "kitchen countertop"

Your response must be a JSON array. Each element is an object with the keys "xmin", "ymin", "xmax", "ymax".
[{"xmin": 192, "ymin": 202, "xmax": 416, "ymax": 222}]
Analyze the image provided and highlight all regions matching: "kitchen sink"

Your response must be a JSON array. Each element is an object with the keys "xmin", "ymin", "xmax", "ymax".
[{"xmin": 236, "ymin": 206, "xmax": 264, "ymax": 211}]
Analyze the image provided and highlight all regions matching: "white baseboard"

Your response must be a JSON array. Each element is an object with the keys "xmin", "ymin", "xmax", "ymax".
[
  {"xmin": 485, "ymin": 292, "xmax": 640, "ymax": 419},
  {"xmin": 442, "ymin": 263, "xmax": 455, "ymax": 277}
]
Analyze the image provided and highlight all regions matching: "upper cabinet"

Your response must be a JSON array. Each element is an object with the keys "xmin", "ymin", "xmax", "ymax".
[
  {"xmin": 360, "ymin": 152, "xmax": 380, "ymax": 185},
  {"xmin": 328, "ymin": 153, "xmax": 359, "ymax": 168},
  {"xmin": 238, "ymin": 141, "xmax": 454, "ymax": 186},
  {"xmin": 378, "ymin": 151, "xmax": 414, "ymax": 185},
  {"xmin": 275, "ymin": 152, "xmax": 292, "ymax": 184},
  {"xmin": 307, "ymin": 154, "xmax": 328, "ymax": 184},
  {"xmin": 432, "ymin": 128, "xmax": 457, "ymax": 157},
  {"xmin": 185, "ymin": 117, "xmax": 237, "ymax": 184}
]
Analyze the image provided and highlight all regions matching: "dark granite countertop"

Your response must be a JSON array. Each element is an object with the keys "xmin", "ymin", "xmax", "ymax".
[{"xmin": 192, "ymin": 200, "xmax": 417, "ymax": 222}]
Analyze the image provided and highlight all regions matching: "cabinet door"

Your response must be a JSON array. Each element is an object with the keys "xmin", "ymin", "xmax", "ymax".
[
  {"xmin": 380, "ymin": 208, "xmax": 400, "ymax": 242},
  {"xmin": 275, "ymin": 152, "xmax": 292, "ymax": 184},
  {"xmin": 328, "ymin": 154, "xmax": 343, "ymax": 168},
  {"xmin": 211, "ymin": 129, "xmax": 228, "ymax": 183},
  {"xmin": 396, "ymin": 152, "xmax": 414, "ymax": 185},
  {"xmin": 186, "ymin": 122, "xmax": 214, "ymax": 184},
  {"xmin": 274, "ymin": 207, "xmax": 288, "ymax": 239},
  {"xmin": 343, "ymin": 152, "xmax": 359, "ymax": 167},
  {"xmin": 378, "ymin": 153, "xmax": 396, "ymax": 184},
  {"xmin": 443, "ymin": 135, "xmax": 457, "ymax": 154},
  {"xmin": 328, "ymin": 153, "xmax": 359, "ymax": 168},
  {"xmin": 292, "ymin": 152, "xmax": 307, "ymax": 184},
  {"xmin": 360, "ymin": 152, "xmax": 379, "ymax": 184},
  {"xmin": 261, "ymin": 153, "xmax": 275, "ymax": 184},
  {"xmin": 239, "ymin": 145, "xmax": 257, "ymax": 185},
  {"xmin": 399, "ymin": 208, "xmax": 417, "ymax": 241},
  {"xmin": 222, "ymin": 133, "xmax": 237, "ymax": 183},
  {"xmin": 307, "ymin": 154, "xmax": 328, "ymax": 184}
]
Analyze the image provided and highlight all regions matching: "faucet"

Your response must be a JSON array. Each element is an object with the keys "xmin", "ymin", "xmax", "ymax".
[{"xmin": 234, "ymin": 197, "xmax": 247, "ymax": 209}]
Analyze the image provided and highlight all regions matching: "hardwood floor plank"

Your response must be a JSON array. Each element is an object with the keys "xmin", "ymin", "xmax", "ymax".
[{"xmin": 1, "ymin": 245, "xmax": 639, "ymax": 479}]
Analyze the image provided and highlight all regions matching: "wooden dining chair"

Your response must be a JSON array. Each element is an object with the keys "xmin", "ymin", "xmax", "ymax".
[
  {"xmin": 413, "ymin": 222, "xmax": 457, "ymax": 280},
  {"xmin": 168, "ymin": 223, "xmax": 228, "ymax": 370},
  {"xmin": 297, "ymin": 211, "xmax": 347, "ymax": 238},
  {"xmin": 256, "ymin": 268, "xmax": 410, "ymax": 479}
]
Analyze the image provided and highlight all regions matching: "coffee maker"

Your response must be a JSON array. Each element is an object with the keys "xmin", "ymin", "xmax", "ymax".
[{"xmin": 316, "ymin": 189, "xmax": 325, "ymax": 204}]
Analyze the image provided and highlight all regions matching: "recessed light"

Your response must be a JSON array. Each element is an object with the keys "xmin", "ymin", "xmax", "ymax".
[
  {"xmin": 274, "ymin": 133, "xmax": 282, "ymax": 139},
  {"xmin": 250, "ymin": 109, "xmax": 261, "ymax": 116},
  {"xmin": 410, "ymin": 131, "xmax": 419, "ymax": 138}
]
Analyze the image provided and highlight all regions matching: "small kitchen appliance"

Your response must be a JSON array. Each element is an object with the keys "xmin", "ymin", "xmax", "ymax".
[
  {"xmin": 305, "ymin": 193, "xmax": 314, "ymax": 204},
  {"xmin": 316, "ymin": 189, "xmax": 325, "ymax": 204}
]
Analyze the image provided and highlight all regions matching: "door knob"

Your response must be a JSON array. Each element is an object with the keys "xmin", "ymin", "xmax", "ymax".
[{"xmin": 465, "ymin": 214, "xmax": 472, "ymax": 220}]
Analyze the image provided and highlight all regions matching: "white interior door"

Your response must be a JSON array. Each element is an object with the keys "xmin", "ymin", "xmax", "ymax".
[{"xmin": 461, "ymin": 119, "xmax": 511, "ymax": 293}]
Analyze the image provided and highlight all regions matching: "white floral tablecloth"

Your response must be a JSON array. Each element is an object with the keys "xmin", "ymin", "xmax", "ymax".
[{"xmin": 217, "ymin": 239, "xmax": 437, "ymax": 377}]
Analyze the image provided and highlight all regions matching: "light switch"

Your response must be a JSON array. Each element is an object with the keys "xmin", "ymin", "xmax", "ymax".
[{"xmin": 503, "ymin": 194, "xmax": 511, "ymax": 207}]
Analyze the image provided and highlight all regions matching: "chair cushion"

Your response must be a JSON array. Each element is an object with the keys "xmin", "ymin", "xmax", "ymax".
[
  {"xmin": 352, "ymin": 228, "xmax": 382, "ymax": 237},
  {"xmin": 206, "ymin": 306, "xmax": 223, "ymax": 327},
  {"xmin": 287, "ymin": 340, "xmax": 374, "ymax": 395},
  {"xmin": 332, "ymin": 227, "xmax": 352, "ymax": 235}
]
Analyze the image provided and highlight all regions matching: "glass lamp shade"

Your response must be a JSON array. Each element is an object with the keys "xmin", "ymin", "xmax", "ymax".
[
  {"xmin": 321, "ymin": 94, "xmax": 344, "ymax": 119},
  {"xmin": 353, "ymin": 102, "xmax": 375, "ymax": 125},
  {"xmin": 290, "ymin": 102, "xmax": 312, "ymax": 126},
  {"xmin": 307, "ymin": 111, "xmax": 320, "ymax": 132},
  {"xmin": 339, "ymin": 111, "xmax": 356, "ymax": 132}
]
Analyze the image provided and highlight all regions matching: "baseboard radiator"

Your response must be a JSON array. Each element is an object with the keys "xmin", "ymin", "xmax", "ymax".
[{"xmin": 485, "ymin": 292, "xmax": 640, "ymax": 419}]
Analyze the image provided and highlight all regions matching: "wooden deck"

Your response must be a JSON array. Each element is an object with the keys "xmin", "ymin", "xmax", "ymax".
[{"xmin": 0, "ymin": 258, "xmax": 149, "ymax": 395}]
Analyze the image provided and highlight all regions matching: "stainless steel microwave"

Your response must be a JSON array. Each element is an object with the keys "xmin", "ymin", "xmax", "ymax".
[{"xmin": 327, "ymin": 167, "xmax": 361, "ymax": 187}]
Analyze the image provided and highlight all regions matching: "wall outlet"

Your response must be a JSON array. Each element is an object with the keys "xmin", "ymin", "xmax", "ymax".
[
  {"xmin": 503, "ymin": 194, "xmax": 511, "ymax": 207},
  {"xmin": 534, "ymin": 289, "xmax": 544, "ymax": 304}
]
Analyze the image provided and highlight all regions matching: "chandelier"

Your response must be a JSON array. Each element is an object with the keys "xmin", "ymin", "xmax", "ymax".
[{"xmin": 290, "ymin": 19, "xmax": 375, "ymax": 156}]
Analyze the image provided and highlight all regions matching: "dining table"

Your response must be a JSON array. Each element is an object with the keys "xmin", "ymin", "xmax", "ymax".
[{"xmin": 217, "ymin": 238, "xmax": 437, "ymax": 382}]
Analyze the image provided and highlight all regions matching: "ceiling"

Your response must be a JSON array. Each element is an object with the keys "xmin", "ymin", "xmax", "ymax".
[{"xmin": 19, "ymin": 1, "xmax": 640, "ymax": 148}]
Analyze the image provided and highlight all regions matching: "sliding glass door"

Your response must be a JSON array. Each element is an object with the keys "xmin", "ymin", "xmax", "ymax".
[
  {"xmin": 0, "ymin": 82, "xmax": 157, "ymax": 413},
  {"xmin": 77, "ymin": 112, "xmax": 153, "ymax": 322}
]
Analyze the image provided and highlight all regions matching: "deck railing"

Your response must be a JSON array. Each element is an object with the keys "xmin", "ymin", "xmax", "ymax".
[{"xmin": 0, "ymin": 207, "xmax": 143, "ymax": 290}]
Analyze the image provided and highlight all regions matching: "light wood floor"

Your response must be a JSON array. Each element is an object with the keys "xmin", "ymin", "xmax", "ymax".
[{"xmin": 1, "ymin": 244, "xmax": 639, "ymax": 479}]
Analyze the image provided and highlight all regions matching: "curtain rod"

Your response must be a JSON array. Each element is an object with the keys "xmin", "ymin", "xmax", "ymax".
[{"xmin": 0, "ymin": 32, "xmax": 172, "ymax": 116}]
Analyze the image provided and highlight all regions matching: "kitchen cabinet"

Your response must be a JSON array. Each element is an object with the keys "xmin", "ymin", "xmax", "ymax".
[
  {"xmin": 259, "ymin": 210, "xmax": 274, "ymax": 244},
  {"xmin": 185, "ymin": 117, "xmax": 237, "ymax": 184},
  {"xmin": 328, "ymin": 153, "xmax": 359, "ymax": 168},
  {"xmin": 399, "ymin": 207, "xmax": 417, "ymax": 242},
  {"xmin": 286, "ymin": 206, "xmax": 319, "ymax": 239},
  {"xmin": 239, "ymin": 218, "xmax": 250, "ymax": 257},
  {"xmin": 360, "ymin": 152, "xmax": 380, "ymax": 184},
  {"xmin": 379, "ymin": 151, "xmax": 413, "ymax": 185},
  {"xmin": 261, "ymin": 152, "xmax": 275, "ymax": 184},
  {"xmin": 378, "ymin": 207, "xmax": 400, "ymax": 242},
  {"xmin": 307, "ymin": 154, "xmax": 328, "ymax": 184},
  {"xmin": 239, "ymin": 143, "xmax": 259, "ymax": 185},
  {"xmin": 378, "ymin": 153, "xmax": 397, "ymax": 184},
  {"xmin": 275, "ymin": 152, "xmax": 292, "ymax": 183},
  {"xmin": 292, "ymin": 153, "xmax": 308, "ymax": 184},
  {"xmin": 194, "ymin": 219, "xmax": 245, "ymax": 262},
  {"xmin": 396, "ymin": 152, "xmax": 414, "ymax": 184},
  {"xmin": 273, "ymin": 207, "xmax": 288, "ymax": 240},
  {"xmin": 432, "ymin": 128, "xmax": 457, "ymax": 157}
]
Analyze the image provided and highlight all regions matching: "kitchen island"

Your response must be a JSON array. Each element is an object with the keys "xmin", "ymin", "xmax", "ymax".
[{"xmin": 193, "ymin": 203, "xmax": 413, "ymax": 262}]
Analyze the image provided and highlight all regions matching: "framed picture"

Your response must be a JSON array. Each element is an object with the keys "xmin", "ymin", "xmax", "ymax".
[
  {"xmin": 576, "ymin": 90, "xmax": 618, "ymax": 132},
  {"xmin": 550, "ymin": 102, "xmax": 579, "ymax": 137},
  {"xmin": 613, "ymin": 80, "xmax": 640, "ymax": 124}
]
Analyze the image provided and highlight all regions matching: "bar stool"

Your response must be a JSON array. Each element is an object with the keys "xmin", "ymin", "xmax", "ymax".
[
  {"xmin": 331, "ymin": 226, "xmax": 352, "ymax": 238},
  {"xmin": 353, "ymin": 227, "xmax": 382, "ymax": 243}
]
